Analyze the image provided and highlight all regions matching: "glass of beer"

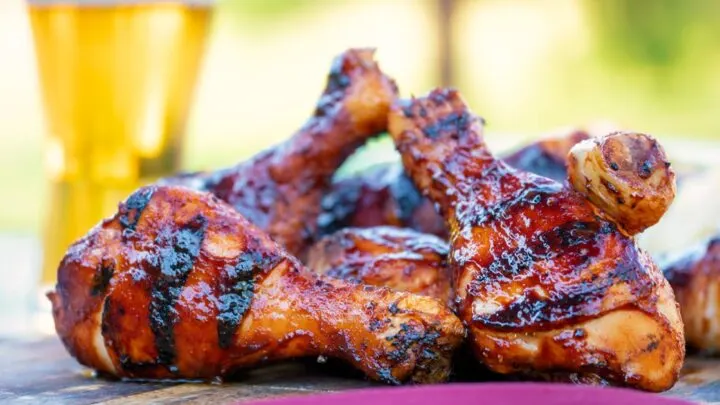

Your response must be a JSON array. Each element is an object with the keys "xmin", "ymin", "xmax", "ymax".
[{"xmin": 28, "ymin": 0, "xmax": 213, "ymax": 296}]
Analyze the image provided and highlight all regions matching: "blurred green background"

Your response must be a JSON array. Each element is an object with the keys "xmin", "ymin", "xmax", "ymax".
[{"xmin": 1, "ymin": 0, "xmax": 719, "ymax": 234}]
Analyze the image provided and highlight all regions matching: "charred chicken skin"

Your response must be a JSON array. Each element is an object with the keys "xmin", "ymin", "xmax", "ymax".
[
  {"xmin": 166, "ymin": 49, "xmax": 398, "ymax": 258},
  {"xmin": 387, "ymin": 88, "xmax": 684, "ymax": 392},
  {"xmin": 317, "ymin": 128, "xmax": 590, "ymax": 239},
  {"xmin": 49, "ymin": 186, "xmax": 464, "ymax": 384},
  {"xmin": 307, "ymin": 226, "xmax": 452, "ymax": 306},
  {"xmin": 663, "ymin": 234, "xmax": 720, "ymax": 353}
]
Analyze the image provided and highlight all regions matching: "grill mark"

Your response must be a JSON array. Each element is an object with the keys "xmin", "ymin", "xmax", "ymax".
[
  {"xmin": 464, "ymin": 181, "xmax": 608, "ymax": 285},
  {"xmin": 91, "ymin": 259, "xmax": 115, "ymax": 296},
  {"xmin": 326, "ymin": 56, "xmax": 352, "ymax": 93},
  {"xmin": 474, "ymin": 220, "xmax": 602, "ymax": 285},
  {"xmin": 533, "ymin": 221, "xmax": 603, "ymax": 255},
  {"xmin": 314, "ymin": 54, "xmax": 352, "ymax": 117},
  {"xmin": 101, "ymin": 288, "xmax": 166, "ymax": 375},
  {"xmin": 217, "ymin": 244, "xmax": 282, "ymax": 349},
  {"xmin": 119, "ymin": 188, "xmax": 155, "ymax": 232},
  {"xmin": 148, "ymin": 214, "xmax": 208, "ymax": 367},
  {"xmin": 421, "ymin": 111, "xmax": 473, "ymax": 140},
  {"xmin": 481, "ymin": 245, "xmax": 536, "ymax": 281},
  {"xmin": 470, "ymin": 182, "xmax": 563, "ymax": 226},
  {"xmin": 386, "ymin": 322, "xmax": 441, "ymax": 363},
  {"xmin": 477, "ymin": 273, "xmax": 614, "ymax": 330},
  {"xmin": 474, "ymin": 243, "xmax": 647, "ymax": 331}
]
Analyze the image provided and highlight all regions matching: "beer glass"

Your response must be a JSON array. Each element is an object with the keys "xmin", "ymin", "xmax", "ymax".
[{"xmin": 28, "ymin": 0, "xmax": 213, "ymax": 294}]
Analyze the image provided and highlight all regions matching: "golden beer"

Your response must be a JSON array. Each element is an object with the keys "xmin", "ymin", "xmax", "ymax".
[{"xmin": 29, "ymin": 1, "xmax": 212, "ymax": 289}]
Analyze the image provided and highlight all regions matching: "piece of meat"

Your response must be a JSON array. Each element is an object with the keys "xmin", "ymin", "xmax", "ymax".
[
  {"xmin": 317, "ymin": 129, "xmax": 590, "ymax": 239},
  {"xmin": 503, "ymin": 128, "xmax": 591, "ymax": 181},
  {"xmin": 662, "ymin": 235, "xmax": 720, "ymax": 353},
  {"xmin": 164, "ymin": 49, "xmax": 398, "ymax": 258},
  {"xmin": 568, "ymin": 132, "xmax": 676, "ymax": 236},
  {"xmin": 306, "ymin": 226, "xmax": 452, "ymax": 306},
  {"xmin": 48, "ymin": 186, "xmax": 464, "ymax": 384},
  {"xmin": 318, "ymin": 164, "xmax": 447, "ymax": 238},
  {"xmin": 387, "ymin": 88, "xmax": 684, "ymax": 392}
]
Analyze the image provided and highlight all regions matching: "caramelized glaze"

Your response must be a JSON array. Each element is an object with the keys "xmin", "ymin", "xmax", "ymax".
[
  {"xmin": 388, "ymin": 88, "xmax": 684, "ymax": 392},
  {"xmin": 317, "ymin": 129, "xmax": 589, "ymax": 239},
  {"xmin": 164, "ymin": 49, "xmax": 398, "ymax": 258},
  {"xmin": 663, "ymin": 235, "xmax": 720, "ymax": 352},
  {"xmin": 49, "ymin": 186, "xmax": 465, "ymax": 383},
  {"xmin": 307, "ymin": 226, "xmax": 452, "ymax": 305}
]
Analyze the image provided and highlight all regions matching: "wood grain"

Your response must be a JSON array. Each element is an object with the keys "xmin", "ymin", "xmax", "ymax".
[{"xmin": 1, "ymin": 337, "xmax": 717, "ymax": 404}]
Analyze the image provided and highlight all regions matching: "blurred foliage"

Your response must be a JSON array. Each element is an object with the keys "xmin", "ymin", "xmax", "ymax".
[
  {"xmin": 587, "ymin": 0, "xmax": 720, "ymax": 138},
  {"xmin": 457, "ymin": 0, "xmax": 720, "ymax": 140},
  {"xmin": 221, "ymin": 0, "xmax": 318, "ymax": 17},
  {"xmin": 218, "ymin": 0, "xmax": 327, "ymax": 33},
  {"xmin": 2, "ymin": 0, "xmax": 720, "ymax": 233},
  {"xmin": 590, "ymin": 1, "xmax": 702, "ymax": 67},
  {"xmin": 587, "ymin": 0, "xmax": 720, "ymax": 92}
]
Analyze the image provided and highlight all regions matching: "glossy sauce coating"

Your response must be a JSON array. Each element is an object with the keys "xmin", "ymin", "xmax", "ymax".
[
  {"xmin": 49, "ymin": 186, "xmax": 465, "ymax": 384},
  {"xmin": 663, "ymin": 235, "xmax": 720, "ymax": 352},
  {"xmin": 317, "ymin": 129, "xmax": 590, "ymax": 239},
  {"xmin": 164, "ymin": 49, "xmax": 398, "ymax": 258},
  {"xmin": 388, "ymin": 88, "xmax": 684, "ymax": 392},
  {"xmin": 318, "ymin": 164, "xmax": 446, "ymax": 238},
  {"xmin": 307, "ymin": 226, "xmax": 452, "ymax": 306}
]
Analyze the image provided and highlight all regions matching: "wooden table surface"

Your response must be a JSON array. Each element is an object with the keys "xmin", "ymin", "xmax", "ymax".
[{"xmin": 1, "ymin": 338, "xmax": 720, "ymax": 404}]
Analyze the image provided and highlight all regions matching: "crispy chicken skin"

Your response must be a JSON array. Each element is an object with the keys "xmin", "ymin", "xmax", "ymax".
[
  {"xmin": 48, "ymin": 186, "xmax": 464, "ymax": 384},
  {"xmin": 165, "ymin": 49, "xmax": 398, "ymax": 258},
  {"xmin": 307, "ymin": 226, "xmax": 452, "ymax": 305},
  {"xmin": 568, "ymin": 132, "xmax": 676, "ymax": 236},
  {"xmin": 317, "ymin": 129, "xmax": 590, "ymax": 239},
  {"xmin": 663, "ymin": 235, "xmax": 720, "ymax": 353},
  {"xmin": 387, "ymin": 88, "xmax": 684, "ymax": 392}
]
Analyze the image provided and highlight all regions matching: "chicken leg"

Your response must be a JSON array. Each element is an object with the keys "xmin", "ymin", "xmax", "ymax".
[
  {"xmin": 317, "ymin": 128, "xmax": 590, "ymax": 239},
  {"xmin": 166, "ymin": 49, "xmax": 398, "ymax": 258},
  {"xmin": 663, "ymin": 234, "xmax": 720, "ymax": 353},
  {"xmin": 388, "ymin": 89, "xmax": 684, "ymax": 391},
  {"xmin": 307, "ymin": 226, "xmax": 452, "ymax": 305},
  {"xmin": 48, "ymin": 186, "xmax": 464, "ymax": 384}
]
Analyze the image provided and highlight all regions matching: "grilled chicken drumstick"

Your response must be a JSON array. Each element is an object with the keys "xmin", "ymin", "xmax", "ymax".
[
  {"xmin": 307, "ymin": 226, "xmax": 452, "ymax": 306},
  {"xmin": 49, "ymin": 186, "xmax": 464, "ymax": 384},
  {"xmin": 568, "ymin": 132, "xmax": 676, "ymax": 236},
  {"xmin": 166, "ymin": 49, "xmax": 398, "ymax": 258},
  {"xmin": 317, "ymin": 129, "xmax": 590, "ymax": 239},
  {"xmin": 663, "ymin": 234, "xmax": 720, "ymax": 353},
  {"xmin": 387, "ymin": 88, "xmax": 684, "ymax": 392}
]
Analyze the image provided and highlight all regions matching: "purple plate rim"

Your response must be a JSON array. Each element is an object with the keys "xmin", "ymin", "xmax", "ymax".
[{"xmin": 244, "ymin": 382, "xmax": 696, "ymax": 405}]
